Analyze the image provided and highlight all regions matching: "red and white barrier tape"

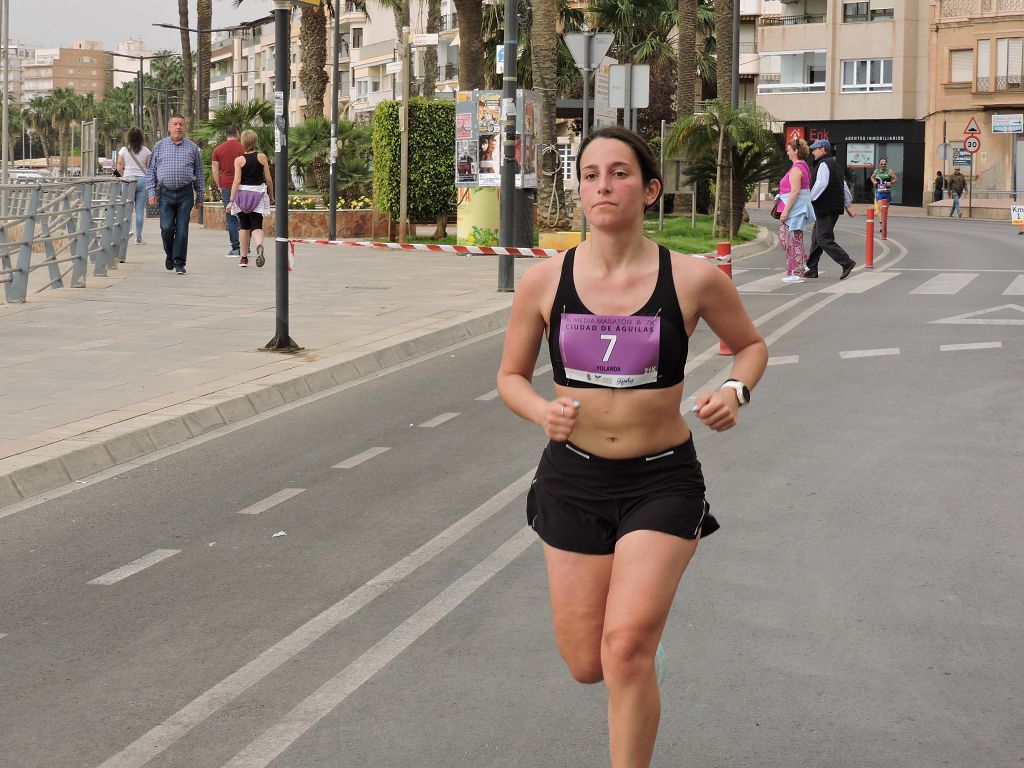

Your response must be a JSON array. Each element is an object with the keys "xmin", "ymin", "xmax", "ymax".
[{"xmin": 277, "ymin": 237, "xmax": 732, "ymax": 266}]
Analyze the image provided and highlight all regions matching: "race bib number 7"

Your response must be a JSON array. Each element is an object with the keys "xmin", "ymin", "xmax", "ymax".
[{"xmin": 559, "ymin": 313, "xmax": 660, "ymax": 388}]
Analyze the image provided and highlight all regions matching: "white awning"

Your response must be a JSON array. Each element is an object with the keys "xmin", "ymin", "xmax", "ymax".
[{"xmin": 448, "ymin": 34, "xmax": 459, "ymax": 48}]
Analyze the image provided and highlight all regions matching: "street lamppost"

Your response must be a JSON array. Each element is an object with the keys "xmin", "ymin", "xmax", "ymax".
[{"xmin": 104, "ymin": 51, "xmax": 177, "ymax": 129}]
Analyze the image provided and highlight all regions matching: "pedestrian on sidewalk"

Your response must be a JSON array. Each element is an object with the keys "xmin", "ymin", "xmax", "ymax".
[
  {"xmin": 775, "ymin": 137, "xmax": 815, "ymax": 283},
  {"xmin": 211, "ymin": 125, "xmax": 245, "ymax": 257},
  {"xmin": 116, "ymin": 127, "xmax": 151, "ymax": 245},
  {"xmin": 228, "ymin": 130, "xmax": 274, "ymax": 268},
  {"xmin": 933, "ymin": 171, "xmax": 946, "ymax": 203},
  {"xmin": 804, "ymin": 139, "xmax": 857, "ymax": 280},
  {"xmin": 146, "ymin": 115, "xmax": 203, "ymax": 275},
  {"xmin": 947, "ymin": 167, "xmax": 967, "ymax": 218},
  {"xmin": 496, "ymin": 125, "xmax": 767, "ymax": 768}
]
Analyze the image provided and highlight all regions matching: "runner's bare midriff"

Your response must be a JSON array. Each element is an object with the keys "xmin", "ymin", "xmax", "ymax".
[{"xmin": 554, "ymin": 381, "xmax": 690, "ymax": 459}]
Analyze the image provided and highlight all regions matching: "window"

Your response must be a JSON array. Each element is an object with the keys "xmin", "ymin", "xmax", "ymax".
[
  {"xmin": 843, "ymin": 2, "xmax": 868, "ymax": 22},
  {"xmin": 978, "ymin": 39, "xmax": 991, "ymax": 89},
  {"xmin": 997, "ymin": 37, "xmax": 1023, "ymax": 87},
  {"xmin": 352, "ymin": 28, "xmax": 363, "ymax": 48},
  {"xmin": 950, "ymin": 49, "xmax": 972, "ymax": 83},
  {"xmin": 871, "ymin": 7, "xmax": 894, "ymax": 20},
  {"xmin": 560, "ymin": 144, "xmax": 574, "ymax": 182},
  {"xmin": 841, "ymin": 58, "xmax": 893, "ymax": 92}
]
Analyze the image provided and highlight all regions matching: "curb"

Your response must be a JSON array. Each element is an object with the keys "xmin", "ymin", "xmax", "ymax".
[{"xmin": 0, "ymin": 305, "xmax": 512, "ymax": 509}]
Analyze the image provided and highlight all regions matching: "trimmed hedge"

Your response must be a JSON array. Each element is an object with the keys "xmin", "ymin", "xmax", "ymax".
[{"xmin": 372, "ymin": 98, "xmax": 455, "ymax": 221}]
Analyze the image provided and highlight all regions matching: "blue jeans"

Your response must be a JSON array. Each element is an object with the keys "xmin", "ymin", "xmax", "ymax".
[
  {"xmin": 130, "ymin": 176, "xmax": 147, "ymax": 238},
  {"xmin": 158, "ymin": 185, "xmax": 195, "ymax": 268},
  {"xmin": 221, "ymin": 187, "xmax": 240, "ymax": 251},
  {"xmin": 950, "ymin": 191, "xmax": 961, "ymax": 216}
]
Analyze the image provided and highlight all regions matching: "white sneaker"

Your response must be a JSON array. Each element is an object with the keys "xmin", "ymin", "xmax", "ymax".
[
  {"xmin": 782, "ymin": 275, "xmax": 805, "ymax": 284},
  {"xmin": 655, "ymin": 642, "xmax": 667, "ymax": 686}
]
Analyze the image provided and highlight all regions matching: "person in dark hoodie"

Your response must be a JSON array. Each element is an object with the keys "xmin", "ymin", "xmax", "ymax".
[{"xmin": 804, "ymin": 139, "xmax": 857, "ymax": 280}]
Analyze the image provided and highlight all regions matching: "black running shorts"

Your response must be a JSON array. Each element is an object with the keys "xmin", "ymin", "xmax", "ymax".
[{"xmin": 526, "ymin": 437, "xmax": 719, "ymax": 555}]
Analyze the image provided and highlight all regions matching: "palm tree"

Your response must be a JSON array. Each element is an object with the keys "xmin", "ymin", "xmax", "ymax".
[
  {"xmin": 25, "ymin": 97, "xmax": 53, "ymax": 168},
  {"xmin": 197, "ymin": 0, "xmax": 212, "ymax": 122},
  {"xmin": 289, "ymin": 116, "xmax": 333, "ymax": 203},
  {"xmin": 422, "ymin": 0, "xmax": 441, "ymax": 97},
  {"xmin": 454, "ymin": 0, "xmax": 485, "ymax": 90},
  {"xmin": 178, "ymin": 0, "xmax": 194, "ymax": 123},
  {"xmin": 666, "ymin": 100, "xmax": 774, "ymax": 238},
  {"xmin": 298, "ymin": 2, "xmax": 329, "ymax": 118},
  {"xmin": 479, "ymin": 0, "xmax": 583, "ymax": 91},
  {"xmin": 193, "ymin": 99, "xmax": 276, "ymax": 192},
  {"xmin": 715, "ymin": 0, "xmax": 733, "ymax": 107},
  {"xmin": 589, "ymin": 0, "xmax": 677, "ymax": 65},
  {"xmin": 146, "ymin": 52, "xmax": 186, "ymax": 136},
  {"xmin": 49, "ymin": 88, "xmax": 87, "ymax": 176},
  {"xmin": 530, "ymin": 0, "xmax": 569, "ymax": 231},
  {"xmin": 674, "ymin": 0, "xmax": 698, "ymax": 212}
]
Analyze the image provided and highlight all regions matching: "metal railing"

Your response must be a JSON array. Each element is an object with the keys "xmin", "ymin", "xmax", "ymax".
[
  {"xmin": 442, "ymin": 63, "xmax": 459, "ymax": 81},
  {"xmin": 758, "ymin": 14, "xmax": 827, "ymax": 26},
  {"xmin": 0, "ymin": 177, "xmax": 136, "ymax": 304},
  {"xmin": 996, "ymin": 75, "xmax": 1024, "ymax": 91}
]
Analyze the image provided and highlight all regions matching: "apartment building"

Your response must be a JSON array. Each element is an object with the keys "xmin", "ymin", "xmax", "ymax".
[
  {"xmin": 206, "ymin": 0, "xmax": 441, "ymax": 124},
  {"xmin": 4, "ymin": 44, "xmax": 36, "ymax": 106},
  {"xmin": 754, "ymin": 1, "xmax": 929, "ymax": 206},
  {"xmin": 929, "ymin": 0, "xmax": 1024, "ymax": 199},
  {"xmin": 21, "ymin": 40, "xmax": 113, "ymax": 104}
]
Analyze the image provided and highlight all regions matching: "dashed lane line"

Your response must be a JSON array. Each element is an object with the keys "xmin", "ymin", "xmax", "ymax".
[
  {"xmin": 940, "ymin": 342, "xmax": 1003, "ymax": 352},
  {"xmin": 840, "ymin": 348, "xmax": 901, "ymax": 359},
  {"xmin": 87, "ymin": 549, "xmax": 181, "ymax": 586},
  {"xmin": 333, "ymin": 447, "xmax": 390, "ymax": 469},
  {"xmin": 819, "ymin": 271, "xmax": 900, "ymax": 294},
  {"xmin": 418, "ymin": 412, "xmax": 460, "ymax": 428},
  {"xmin": 91, "ymin": 470, "xmax": 534, "ymax": 768},
  {"xmin": 477, "ymin": 364, "xmax": 552, "ymax": 401},
  {"xmin": 221, "ymin": 527, "xmax": 536, "ymax": 768},
  {"xmin": 767, "ymin": 355, "xmax": 799, "ymax": 366},
  {"xmin": 236, "ymin": 489, "xmax": 305, "ymax": 515},
  {"xmin": 1004, "ymin": 275, "xmax": 1024, "ymax": 295}
]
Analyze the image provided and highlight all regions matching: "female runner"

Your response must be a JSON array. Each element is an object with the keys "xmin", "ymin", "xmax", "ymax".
[{"xmin": 497, "ymin": 125, "xmax": 768, "ymax": 767}]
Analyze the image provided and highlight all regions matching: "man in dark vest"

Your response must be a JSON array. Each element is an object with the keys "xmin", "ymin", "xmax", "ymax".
[{"xmin": 805, "ymin": 139, "xmax": 857, "ymax": 280}]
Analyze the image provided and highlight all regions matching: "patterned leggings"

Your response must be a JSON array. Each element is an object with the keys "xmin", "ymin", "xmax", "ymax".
[{"xmin": 778, "ymin": 223, "xmax": 806, "ymax": 276}]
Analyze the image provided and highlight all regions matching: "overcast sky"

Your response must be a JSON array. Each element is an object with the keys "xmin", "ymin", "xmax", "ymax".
[{"xmin": 9, "ymin": 0, "xmax": 264, "ymax": 52}]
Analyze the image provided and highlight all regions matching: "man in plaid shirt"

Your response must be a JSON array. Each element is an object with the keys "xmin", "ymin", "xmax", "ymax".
[{"xmin": 146, "ymin": 115, "xmax": 204, "ymax": 275}]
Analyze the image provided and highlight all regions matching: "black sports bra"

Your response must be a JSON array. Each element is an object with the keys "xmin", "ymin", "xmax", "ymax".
[{"xmin": 548, "ymin": 245, "xmax": 688, "ymax": 389}]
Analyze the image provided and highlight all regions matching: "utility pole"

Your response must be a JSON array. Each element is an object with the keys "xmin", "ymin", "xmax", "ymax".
[
  {"xmin": 497, "ymin": 0, "xmax": 518, "ymax": 291},
  {"xmin": 266, "ymin": 0, "xmax": 300, "ymax": 351},
  {"xmin": 398, "ymin": 20, "xmax": 410, "ymax": 242},
  {"xmin": 328, "ymin": 1, "xmax": 339, "ymax": 239}
]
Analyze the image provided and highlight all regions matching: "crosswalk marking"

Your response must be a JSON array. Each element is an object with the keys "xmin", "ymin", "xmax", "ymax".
[
  {"xmin": 88, "ymin": 550, "xmax": 181, "ymax": 586},
  {"xmin": 236, "ymin": 488, "xmax": 305, "ymax": 515},
  {"xmin": 333, "ymin": 447, "xmax": 390, "ymax": 469},
  {"xmin": 840, "ymin": 348, "xmax": 900, "ymax": 359},
  {"xmin": 939, "ymin": 342, "xmax": 1002, "ymax": 352},
  {"xmin": 737, "ymin": 273, "xmax": 792, "ymax": 293},
  {"xmin": 819, "ymin": 271, "xmax": 900, "ymax": 293},
  {"xmin": 767, "ymin": 355, "xmax": 799, "ymax": 365},
  {"xmin": 1004, "ymin": 275, "xmax": 1024, "ymax": 295},
  {"xmin": 911, "ymin": 273, "xmax": 979, "ymax": 294}
]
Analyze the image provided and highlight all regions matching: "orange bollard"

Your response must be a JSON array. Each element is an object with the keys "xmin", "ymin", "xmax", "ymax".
[
  {"xmin": 716, "ymin": 242, "xmax": 733, "ymax": 355},
  {"xmin": 865, "ymin": 209, "xmax": 875, "ymax": 269},
  {"xmin": 880, "ymin": 198, "xmax": 889, "ymax": 240}
]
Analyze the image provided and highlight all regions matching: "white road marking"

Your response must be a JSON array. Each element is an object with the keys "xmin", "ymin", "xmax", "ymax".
[
  {"xmin": 939, "ymin": 341, "xmax": 1003, "ymax": 352},
  {"xmin": 332, "ymin": 447, "xmax": 390, "ymax": 469},
  {"xmin": 221, "ymin": 527, "xmax": 536, "ymax": 768},
  {"xmin": 1003, "ymin": 275, "xmax": 1024, "ymax": 295},
  {"xmin": 418, "ymin": 412, "xmax": 459, "ymax": 428},
  {"xmin": 819, "ymin": 271, "xmax": 900, "ymax": 293},
  {"xmin": 91, "ymin": 471, "xmax": 534, "ymax": 768},
  {"xmin": 932, "ymin": 304, "xmax": 1024, "ymax": 326},
  {"xmin": 87, "ymin": 550, "xmax": 181, "ymax": 586},
  {"xmin": 840, "ymin": 348, "xmax": 900, "ymax": 359},
  {"xmin": 767, "ymin": 355, "xmax": 799, "ymax": 366},
  {"xmin": 911, "ymin": 273, "xmax": 979, "ymax": 294},
  {"xmin": 0, "ymin": 633, "xmax": 7, "ymax": 640},
  {"xmin": 737, "ymin": 273, "xmax": 790, "ymax": 293},
  {"xmin": 236, "ymin": 488, "xmax": 305, "ymax": 515}
]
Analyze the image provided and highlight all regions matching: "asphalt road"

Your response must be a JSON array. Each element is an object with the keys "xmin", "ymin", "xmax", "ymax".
[{"xmin": 1, "ymin": 213, "xmax": 1022, "ymax": 768}]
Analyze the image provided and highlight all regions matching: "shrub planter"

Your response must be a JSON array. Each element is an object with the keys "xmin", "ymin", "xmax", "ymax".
[{"xmin": 198, "ymin": 204, "xmax": 392, "ymax": 239}]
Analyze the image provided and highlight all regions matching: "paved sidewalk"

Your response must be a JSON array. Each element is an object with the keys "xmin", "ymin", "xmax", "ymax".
[{"xmin": 0, "ymin": 220, "xmax": 772, "ymax": 507}]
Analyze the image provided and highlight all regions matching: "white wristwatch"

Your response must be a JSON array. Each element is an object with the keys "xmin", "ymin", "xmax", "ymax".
[{"xmin": 720, "ymin": 379, "xmax": 750, "ymax": 406}]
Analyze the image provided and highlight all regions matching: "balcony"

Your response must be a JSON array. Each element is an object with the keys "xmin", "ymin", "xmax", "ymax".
[
  {"xmin": 757, "ymin": 14, "xmax": 826, "ymax": 26},
  {"xmin": 340, "ymin": 1, "xmax": 367, "ymax": 23},
  {"xmin": 439, "ymin": 12, "xmax": 458, "ymax": 35},
  {"xmin": 757, "ymin": 80, "xmax": 827, "ymax": 95},
  {"xmin": 940, "ymin": 0, "xmax": 1024, "ymax": 18}
]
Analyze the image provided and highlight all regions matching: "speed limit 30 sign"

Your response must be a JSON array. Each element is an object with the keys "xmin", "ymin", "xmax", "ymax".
[{"xmin": 963, "ymin": 135, "xmax": 982, "ymax": 154}]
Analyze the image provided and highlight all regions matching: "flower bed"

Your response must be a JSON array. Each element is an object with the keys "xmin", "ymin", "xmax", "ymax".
[{"xmin": 199, "ymin": 204, "xmax": 391, "ymax": 239}]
